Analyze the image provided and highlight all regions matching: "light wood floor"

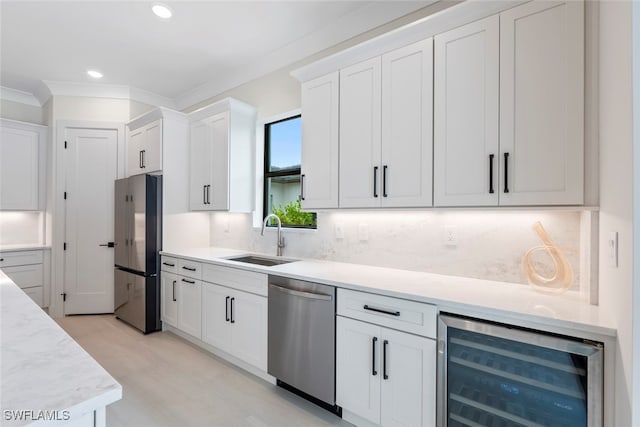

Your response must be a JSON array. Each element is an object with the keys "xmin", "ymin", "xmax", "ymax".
[{"xmin": 56, "ymin": 315, "xmax": 350, "ymax": 427}]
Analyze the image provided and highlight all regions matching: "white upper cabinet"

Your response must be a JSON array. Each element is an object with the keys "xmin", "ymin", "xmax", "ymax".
[
  {"xmin": 127, "ymin": 118, "xmax": 162, "ymax": 176},
  {"xmin": 339, "ymin": 57, "xmax": 382, "ymax": 208},
  {"xmin": 300, "ymin": 72, "xmax": 340, "ymax": 209},
  {"xmin": 340, "ymin": 40, "xmax": 434, "ymax": 209},
  {"xmin": 293, "ymin": 0, "xmax": 585, "ymax": 209},
  {"xmin": 0, "ymin": 119, "xmax": 46, "ymax": 210},
  {"xmin": 188, "ymin": 98, "xmax": 256, "ymax": 212},
  {"xmin": 499, "ymin": 0, "xmax": 584, "ymax": 205},
  {"xmin": 433, "ymin": 16, "xmax": 500, "ymax": 206},
  {"xmin": 434, "ymin": 16, "xmax": 500, "ymax": 207},
  {"xmin": 381, "ymin": 39, "xmax": 433, "ymax": 208}
]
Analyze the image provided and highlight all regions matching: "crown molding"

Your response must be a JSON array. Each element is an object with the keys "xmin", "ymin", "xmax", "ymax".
[
  {"xmin": 3, "ymin": 81, "xmax": 177, "ymax": 110},
  {"xmin": 0, "ymin": 86, "xmax": 41, "ymax": 106}
]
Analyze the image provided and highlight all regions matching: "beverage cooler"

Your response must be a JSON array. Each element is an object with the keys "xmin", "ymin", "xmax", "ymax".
[{"xmin": 437, "ymin": 314, "xmax": 603, "ymax": 427}]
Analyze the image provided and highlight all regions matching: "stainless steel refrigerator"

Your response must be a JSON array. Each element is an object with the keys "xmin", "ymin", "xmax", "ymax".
[{"xmin": 114, "ymin": 174, "xmax": 162, "ymax": 334}]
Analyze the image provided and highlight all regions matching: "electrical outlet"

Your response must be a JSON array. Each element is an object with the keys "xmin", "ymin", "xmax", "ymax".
[
  {"xmin": 223, "ymin": 217, "xmax": 230, "ymax": 233},
  {"xmin": 608, "ymin": 231, "xmax": 618, "ymax": 268},
  {"xmin": 444, "ymin": 225, "xmax": 458, "ymax": 247},
  {"xmin": 335, "ymin": 223, "xmax": 344, "ymax": 240}
]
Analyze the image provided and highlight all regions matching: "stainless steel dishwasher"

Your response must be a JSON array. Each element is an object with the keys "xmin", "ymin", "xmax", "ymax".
[{"xmin": 268, "ymin": 275, "xmax": 337, "ymax": 410}]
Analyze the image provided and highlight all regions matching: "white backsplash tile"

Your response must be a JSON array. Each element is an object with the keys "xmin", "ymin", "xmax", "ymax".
[
  {"xmin": 210, "ymin": 210, "xmax": 582, "ymax": 288},
  {"xmin": 0, "ymin": 211, "xmax": 43, "ymax": 245}
]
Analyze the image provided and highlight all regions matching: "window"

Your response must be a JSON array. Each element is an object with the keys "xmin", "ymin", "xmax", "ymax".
[{"xmin": 263, "ymin": 115, "xmax": 316, "ymax": 228}]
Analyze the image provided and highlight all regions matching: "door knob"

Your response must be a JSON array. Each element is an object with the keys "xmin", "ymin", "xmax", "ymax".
[{"xmin": 99, "ymin": 242, "xmax": 115, "ymax": 248}]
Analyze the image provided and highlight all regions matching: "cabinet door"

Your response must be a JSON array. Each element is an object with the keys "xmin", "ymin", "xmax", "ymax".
[
  {"xmin": 208, "ymin": 112, "xmax": 230, "ymax": 211},
  {"xmin": 230, "ymin": 290, "xmax": 267, "ymax": 371},
  {"xmin": 339, "ymin": 57, "xmax": 382, "ymax": 208},
  {"xmin": 141, "ymin": 119, "xmax": 162, "ymax": 173},
  {"xmin": 160, "ymin": 272, "xmax": 178, "ymax": 328},
  {"xmin": 177, "ymin": 277, "xmax": 202, "ymax": 339},
  {"xmin": 433, "ymin": 16, "xmax": 499, "ymax": 206},
  {"xmin": 201, "ymin": 282, "xmax": 232, "ymax": 352},
  {"xmin": 189, "ymin": 120, "xmax": 212, "ymax": 210},
  {"xmin": 380, "ymin": 328, "xmax": 436, "ymax": 427},
  {"xmin": 127, "ymin": 127, "xmax": 145, "ymax": 176},
  {"xmin": 300, "ymin": 72, "xmax": 339, "ymax": 209},
  {"xmin": 499, "ymin": 1, "xmax": 584, "ymax": 205},
  {"xmin": 381, "ymin": 38, "xmax": 433, "ymax": 208},
  {"xmin": 0, "ymin": 125, "xmax": 40, "ymax": 210},
  {"xmin": 336, "ymin": 316, "xmax": 381, "ymax": 424}
]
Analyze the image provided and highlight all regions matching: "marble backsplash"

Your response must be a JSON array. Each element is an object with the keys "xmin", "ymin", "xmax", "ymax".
[{"xmin": 210, "ymin": 210, "xmax": 583, "ymax": 289}]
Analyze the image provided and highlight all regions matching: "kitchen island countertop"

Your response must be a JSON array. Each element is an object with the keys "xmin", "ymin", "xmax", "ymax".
[{"xmin": 0, "ymin": 270, "xmax": 121, "ymax": 426}]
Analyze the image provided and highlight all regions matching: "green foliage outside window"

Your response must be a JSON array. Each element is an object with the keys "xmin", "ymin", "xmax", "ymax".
[{"xmin": 271, "ymin": 200, "xmax": 316, "ymax": 228}]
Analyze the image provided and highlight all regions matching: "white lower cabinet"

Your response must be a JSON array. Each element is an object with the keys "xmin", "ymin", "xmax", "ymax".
[
  {"xmin": 1, "ymin": 249, "xmax": 48, "ymax": 307},
  {"xmin": 176, "ymin": 276, "xmax": 202, "ymax": 339},
  {"xmin": 159, "ymin": 269, "xmax": 202, "ymax": 339},
  {"xmin": 160, "ymin": 272, "xmax": 178, "ymax": 328},
  {"xmin": 337, "ymin": 316, "xmax": 436, "ymax": 427},
  {"xmin": 202, "ymin": 281, "xmax": 267, "ymax": 371}
]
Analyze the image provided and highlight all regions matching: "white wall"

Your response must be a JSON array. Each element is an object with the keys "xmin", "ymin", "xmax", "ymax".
[
  {"xmin": 632, "ymin": 0, "xmax": 640, "ymax": 424},
  {"xmin": 598, "ymin": 1, "xmax": 634, "ymax": 425},
  {"xmin": 0, "ymin": 212, "xmax": 43, "ymax": 245}
]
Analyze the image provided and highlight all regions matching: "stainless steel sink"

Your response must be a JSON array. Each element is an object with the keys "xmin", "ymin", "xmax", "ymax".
[{"xmin": 227, "ymin": 255, "xmax": 297, "ymax": 267}]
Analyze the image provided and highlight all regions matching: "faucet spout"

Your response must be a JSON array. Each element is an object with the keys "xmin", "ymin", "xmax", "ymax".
[{"xmin": 261, "ymin": 214, "xmax": 285, "ymax": 256}]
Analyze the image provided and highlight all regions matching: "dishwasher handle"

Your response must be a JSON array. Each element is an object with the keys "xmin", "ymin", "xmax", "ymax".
[{"xmin": 269, "ymin": 283, "xmax": 333, "ymax": 301}]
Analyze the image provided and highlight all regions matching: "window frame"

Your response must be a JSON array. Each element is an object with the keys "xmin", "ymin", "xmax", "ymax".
[{"xmin": 262, "ymin": 114, "xmax": 316, "ymax": 229}]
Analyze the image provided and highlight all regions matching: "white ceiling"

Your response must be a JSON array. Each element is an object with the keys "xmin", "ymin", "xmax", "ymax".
[{"xmin": 0, "ymin": 1, "xmax": 430, "ymax": 109}]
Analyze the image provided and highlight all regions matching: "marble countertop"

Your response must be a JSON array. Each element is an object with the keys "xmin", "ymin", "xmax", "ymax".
[
  {"xmin": 162, "ymin": 247, "xmax": 616, "ymax": 338},
  {"xmin": 0, "ymin": 271, "xmax": 121, "ymax": 426},
  {"xmin": 0, "ymin": 244, "xmax": 51, "ymax": 252}
]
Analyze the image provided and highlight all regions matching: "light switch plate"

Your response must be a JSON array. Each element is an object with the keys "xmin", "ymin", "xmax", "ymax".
[
  {"xmin": 608, "ymin": 231, "xmax": 618, "ymax": 268},
  {"xmin": 335, "ymin": 223, "xmax": 344, "ymax": 240}
]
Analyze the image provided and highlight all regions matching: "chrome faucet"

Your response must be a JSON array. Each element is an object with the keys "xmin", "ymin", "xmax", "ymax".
[{"xmin": 261, "ymin": 214, "xmax": 285, "ymax": 256}]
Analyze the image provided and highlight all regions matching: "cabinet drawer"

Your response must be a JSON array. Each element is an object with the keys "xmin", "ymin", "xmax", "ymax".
[
  {"xmin": 202, "ymin": 264, "xmax": 267, "ymax": 297},
  {"xmin": 3, "ymin": 264, "xmax": 43, "ymax": 288},
  {"xmin": 178, "ymin": 259, "xmax": 202, "ymax": 280},
  {"xmin": 161, "ymin": 256, "xmax": 178, "ymax": 273},
  {"xmin": 22, "ymin": 286, "xmax": 44, "ymax": 307},
  {"xmin": 0, "ymin": 250, "xmax": 43, "ymax": 267},
  {"xmin": 337, "ymin": 288, "xmax": 437, "ymax": 339}
]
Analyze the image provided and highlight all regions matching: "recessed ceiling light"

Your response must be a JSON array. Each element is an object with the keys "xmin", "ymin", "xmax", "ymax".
[
  {"xmin": 152, "ymin": 3, "xmax": 172, "ymax": 19},
  {"xmin": 87, "ymin": 69, "xmax": 103, "ymax": 79}
]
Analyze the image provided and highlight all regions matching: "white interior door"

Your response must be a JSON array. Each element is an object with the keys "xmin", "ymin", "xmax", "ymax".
[{"xmin": 64, "ymin": 127, "xmax": 118, "ymax": 314}]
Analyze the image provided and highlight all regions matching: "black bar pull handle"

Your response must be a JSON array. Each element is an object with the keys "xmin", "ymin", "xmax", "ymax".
[
  {"xmin": 504, "ymin": 152, "xmax": 510, "ymax": 193},
  {"xmin": 172, "ymin": 280, "xmax": 176, "ymax": 302},
  {"xmin": 372, "ymin": 337, "xmax": 378, "ymax": 376},
  {"xmin": 383, "ymin": 340, "xmax": 389, "ymax": 380},
  {"xmin": 203, "ymin": 185, "xmax": 207, "ymax": 205},
  {"xmin": 181, "ymin": 278, "xmax": 195, "ymax": 284},
  {"xmin": 139, "ymin": 150, "xmax": 143, "ymax": 169},
  {"xmin": 489, "ymin": 154, "xmax": 495, "ymax": 194},
  {"xmin": 230, "ymin": 297, "xmax": 235, "ymax": 323},
  {"xmin": 162, "ymin": 262, "xmax": 175, "ymax": 267},
  {"xmin": 363, "ymin": 304, "xmax": 400, "ymax": 317},
  {"xmin": 382, "ymin": 165, "xmax": 388, "ymax": 198},
  {"xmin": 207, "ymin": 185, "xmax": 211, "ymax": 205},
  {"xmin": 182, "ymin": 266, "xmax": 196, "ymax": 272},
  {"xmin": 141, "ymin": 150, "xmax": 146, "ymax": 168},
  {"xmin": 373, "ymin": 166, "xmax": 379, "ymax": 198},
  {"xmin": 300, "ymin": 174, "xmax": 305, "ymax": 201},
  {"xmin": 225, "ymin": 296, "xmax": 230, "ymax": 322}
]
